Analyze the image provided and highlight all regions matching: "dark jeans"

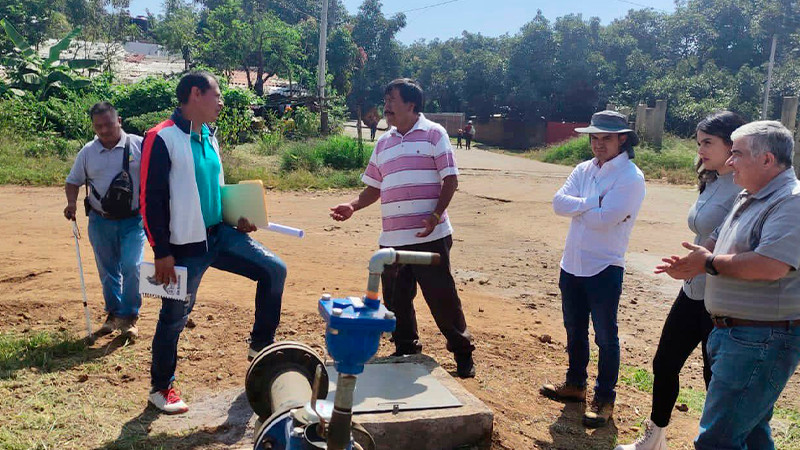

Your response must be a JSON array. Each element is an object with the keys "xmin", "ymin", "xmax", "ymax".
[
  {"xmin": 380, "ymin": 236, "xmax": 474, "ymax": 354},
  {"xmin": 465, "ymin": 136, "xmax": 472, "ymax": 149},
  {"xmin": 651, "ymin": 288, "xmax": 713, "ymax": 427},
  {"xmin": 151, "ymin": 224, "xmax": 287, "ymax": 390},
  {"xmin": 559, "ymin": 266, "xmax": 623, "ymax": 403}
]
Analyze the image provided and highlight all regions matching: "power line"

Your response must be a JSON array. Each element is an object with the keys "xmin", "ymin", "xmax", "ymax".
[{"xmin": 393, "ymin": 0, "xmax": 465, "ymax": 15}]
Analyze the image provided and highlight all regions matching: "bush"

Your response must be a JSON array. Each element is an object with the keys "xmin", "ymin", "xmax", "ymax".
[
  {"xmin": 216, "ymin": 106, "xmax": 254, "ymax": 148},
  {"xmin": 280, "ymin": 141, "xmax": 322, "ymax": 172},
  {"xmin": 541, "ymin": 135, "xmax": 592, "ymax": 165},
  {"xmin": 257, "ymin": 130, "xmax": 285, "ymax": 156},
  {"xmin": 112, "ymin": 76, "xmax": 177, "ymax": 119},
  {"xmin": 223, "ymin": 87, "xmax": 258, "ymax": 109},
  {"xmin": 314, "ymin": 135, "xmax": 368, "ymax": 170},
  {"xmin": 123, "ymin": 109, "xmax": 172, "ymax": 135},
  {"xmin": 0, "ymin": 97, "xmax": 42, "ymax": 136},
  {"xmin": 290, "ymin": 107, "xmax": 321, "ymax": 139},
  {"xmin": 38, "ymin": 92, "xmax": 101, "ymax": 142},
  {"xmin": 22, "ymin": 136, "xmax": 77, "ymax": 160}
]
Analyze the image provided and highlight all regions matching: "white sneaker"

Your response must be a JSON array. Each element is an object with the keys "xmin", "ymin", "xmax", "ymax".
[
  {"xmin": 148, "ymin": 387, "xmax": 189, "ymax": 414},
  {"xmin": 615, "ymin": 419, "xmax": 668, "ymax": 450}
]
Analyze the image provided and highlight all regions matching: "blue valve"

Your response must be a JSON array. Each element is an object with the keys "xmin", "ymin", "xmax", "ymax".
[{"xmin": 318, "ymin": 294, "xmax": 396, "ymax": 375}]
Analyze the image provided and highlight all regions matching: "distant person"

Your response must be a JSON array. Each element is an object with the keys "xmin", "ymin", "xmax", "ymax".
[
  {"xmin": 464, "ymin": 121, "xmax": 476, "ymax": 149},
  {"xmin": 615, "ymin": 111, "xmax": 746, "ymax": 450},
  {"xmin": 329, "ymin": 78, "xmax": 476, "ymax": 378},
  {"xmin": 540, "ymin": 110, "xmax": 646, "ymax": 428},
  {"xmin": 456, "ymin": 128, "xmax": 463, "ymax": 149},
  {"xmin": 64, "ymin": 101, "xmax": 145, "ymax": 340},
  {"xmin": 364, "ymin": 107, "xmax": 381, "ymax": 141},
  {"xmin": 141, "ymin": 71, "xmax": 287, "ymax": 414},
  {"xmin": 656, "ymin": 121, "xmax": 800, "ymax": 450}
]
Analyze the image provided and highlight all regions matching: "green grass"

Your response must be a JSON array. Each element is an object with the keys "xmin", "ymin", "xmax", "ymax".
[
  {"xmin": 0, "ymin": 134, "xmax": 80, "ymax": 185},
  {"xmin": 0, "ymin": 331, "xmax": 87, "ymax": 379},
  {"xmin": 524, "ymin": 134, "xmax": 699, "ymax": 185}
]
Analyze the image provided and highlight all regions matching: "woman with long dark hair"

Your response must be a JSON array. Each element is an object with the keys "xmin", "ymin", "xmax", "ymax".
[{"xmin": 616, "ymin": 111, "xmax": 747, "ymax": 450}]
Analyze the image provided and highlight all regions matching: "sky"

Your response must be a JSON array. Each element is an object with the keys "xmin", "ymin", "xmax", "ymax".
[{"xmin": 128, "ymin": 0, "xmax": 677, "ymax": 44}]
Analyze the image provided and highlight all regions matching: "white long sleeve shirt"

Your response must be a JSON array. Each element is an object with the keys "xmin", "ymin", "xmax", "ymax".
[{"xmin": 553, "ymin": 152, "xmax": 646, "ymax": 277}]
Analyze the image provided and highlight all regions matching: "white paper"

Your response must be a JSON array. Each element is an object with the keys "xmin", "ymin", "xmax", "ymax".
[{"xmin": 139, "ymin": 262, "xmax": 188, "ymax": 301}]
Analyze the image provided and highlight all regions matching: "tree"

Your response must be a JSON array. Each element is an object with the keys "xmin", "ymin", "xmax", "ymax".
[
  {"xmin": 200, "ymin": 0, "xmax": 302, "ymax": 96},
  {"xmin": 349, "ymin": 0, "xmax": 406, "ymax": 114},
  {"xmin": 153, "ymin": 0, "xmax": 200, "ymax": 70}
]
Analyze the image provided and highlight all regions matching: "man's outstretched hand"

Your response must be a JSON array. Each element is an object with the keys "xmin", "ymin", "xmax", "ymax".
[{"xmin": 330, "ymin": 203, "xmax": 355, "ymax": 221}]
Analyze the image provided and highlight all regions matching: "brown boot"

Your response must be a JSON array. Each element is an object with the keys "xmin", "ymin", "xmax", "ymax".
[
  {"xmin": 95, "ymin": 313, "xmax": 117, "ymax": 337},
  {"xmin": 539, "ymin": 382, "xmax": 586, "ymax": 402},
  {"xmin": 117, "ymin": 316, "xmax": 139, "ymax": 340},
  {"xmin": 583, "ymin": 399, "xmax": 614, "ymax": 428}
]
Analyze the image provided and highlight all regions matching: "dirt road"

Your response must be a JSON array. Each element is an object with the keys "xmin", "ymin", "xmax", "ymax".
[{"xmin": 2, "ymin": 147, "xmax": 799, "ymax": 449}]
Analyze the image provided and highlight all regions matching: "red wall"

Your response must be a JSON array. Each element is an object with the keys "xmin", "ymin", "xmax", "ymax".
[{"xmin": 546, "ymin": 122, "xmax": 588, "ymax": 145}]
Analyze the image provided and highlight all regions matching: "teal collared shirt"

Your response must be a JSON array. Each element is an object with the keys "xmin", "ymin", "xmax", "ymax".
[{"xmin": 190, "ymin": 124, "xmax": 222, "ymax": 228}]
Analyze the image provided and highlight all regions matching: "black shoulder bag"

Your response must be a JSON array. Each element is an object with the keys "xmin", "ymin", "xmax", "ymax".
[{"xmin": 84, "ymin": 137, "xmax": 136, "ymax": 219}]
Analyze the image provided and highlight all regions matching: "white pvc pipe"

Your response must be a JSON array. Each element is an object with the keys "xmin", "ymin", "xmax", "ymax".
[{"xmin": 260, "ymin": 222, "xmax": 304, "ymax": 238}]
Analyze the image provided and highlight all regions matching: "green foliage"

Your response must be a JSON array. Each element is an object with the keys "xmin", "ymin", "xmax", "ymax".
[
  {"xmin": 38, "ymin": 92, "xmax": 100, "ymax": 141},
  {"xmin": 22, "ymin": 136, "xmax": 75, "ymax": 159},
  {"xmin": 0, "ymin": 20, "xmax": 100, "ymax": 100},
  {"xmin": 152, "ymin": 0, "xmax": 200, "ymax": 70},
  {"xmin": 280, "ymin": 141, "xmax": 322, "ymax": 172},
  {"xmin": 111, "ymin": 77, "xmax": 177, "ymax": 119},
  {"xmin": 123, "ymin": 109, "xmax": 173, "ymax": 136},
  {"xmin": 314, "ymin": 135, "xmax": 369, "ymax": 170},
  {"xmin": 257, "ymin": 129, "xmax": 285, "ymax": 156},
  {"xmin": 290, "ymin": 106, "xmax": 321, "ymax": 139},
  {"xmin": 541, "ymin": 135, "xmax": 592, "ymax": 165},
  {"xmin": 216, "ymin": 102, "xmax": 254, "ymax": 148}
]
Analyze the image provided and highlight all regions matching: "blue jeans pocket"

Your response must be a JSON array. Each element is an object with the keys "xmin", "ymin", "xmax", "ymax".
[{"xmin": 728, "ymin": 327, "xmax": 773, "ymax": 348}]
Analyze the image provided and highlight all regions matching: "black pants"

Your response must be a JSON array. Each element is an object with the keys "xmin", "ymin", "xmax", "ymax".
[
  {"xmin": 651, "ymin": 288, "xmax": 713, "ymax": 427},
  {"xmin": 380, "ymin": 236, "xmax": 474, "ymax": 354},
  {"xmin": 465, "ymin": 136, "xmax": 472, "ymax": 149}
]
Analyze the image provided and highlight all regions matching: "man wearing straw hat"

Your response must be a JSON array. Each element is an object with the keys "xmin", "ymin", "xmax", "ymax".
[{"xmin": 540, "ymin": 110, "xmax": 646, "ymax": 428}]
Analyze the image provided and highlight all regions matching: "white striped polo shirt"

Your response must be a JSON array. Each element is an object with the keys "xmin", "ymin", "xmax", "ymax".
[{"xmin": 362, "ymin": 113, "xmax": 458, "ymax": 247}]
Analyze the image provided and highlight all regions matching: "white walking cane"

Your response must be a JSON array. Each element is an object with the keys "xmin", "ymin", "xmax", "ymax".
[{"xmin": 72, "ymin": 220, "xmax": 93, "ymax": 340}]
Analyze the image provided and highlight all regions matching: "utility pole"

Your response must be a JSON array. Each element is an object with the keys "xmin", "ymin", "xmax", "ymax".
[
  {"xmin": 762, "ymin": 34, "xmax": 778, "ymax": 119},
  {"xmin": 317, "ymin": 0, "xmax": 329, "ymax": 134}
]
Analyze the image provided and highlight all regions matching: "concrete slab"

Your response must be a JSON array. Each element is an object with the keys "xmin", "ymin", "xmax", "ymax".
[
  {"xmin": 348, "ymin": 354, "xmax": 494, "ymax": 450},
  {"xmin": 150, "ymin": 354, "xmax": 493, "ymax": 450},
  {"xmin": 326, "ymin": 360, "xmax": 463, "ymax": 413}
]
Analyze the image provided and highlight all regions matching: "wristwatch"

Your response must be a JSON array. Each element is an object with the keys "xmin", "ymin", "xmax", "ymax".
[{"xmin": 705, "ymin": 255, "xmax": 719, "ymax": 276}]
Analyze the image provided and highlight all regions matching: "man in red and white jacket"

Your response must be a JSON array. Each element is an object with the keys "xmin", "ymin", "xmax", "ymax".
[{"xmin": 141, "ymin": 71, "xmax": 287, "ymax": 414}]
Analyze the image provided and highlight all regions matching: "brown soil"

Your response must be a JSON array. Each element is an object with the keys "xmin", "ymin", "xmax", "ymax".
[{"xmin": 2, "ymin": 148, "xmax": 799, "ymax": 449}]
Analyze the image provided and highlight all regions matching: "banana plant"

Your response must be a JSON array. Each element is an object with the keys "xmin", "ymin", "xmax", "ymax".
[{"xmin": 0, "ymin": 19, "xmax": 101, "ymax": 100}]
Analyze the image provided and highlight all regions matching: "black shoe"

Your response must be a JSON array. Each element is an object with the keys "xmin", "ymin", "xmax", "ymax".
[
  {"xmin": 391, "ymin": 342, "xmax": 423, "ymax": 357},
  {"xmin": 455, "ymin": 352, "xmax": 475, "ymax": 378},
  {"xmin": 247, "ymin": 341, "xmax": 270, "ymax": 362}
]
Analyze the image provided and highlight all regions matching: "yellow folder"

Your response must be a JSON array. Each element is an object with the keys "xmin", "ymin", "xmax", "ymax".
[{"xmin": 220, "ymin": 180, "xmax": 269, "ymax": 228}]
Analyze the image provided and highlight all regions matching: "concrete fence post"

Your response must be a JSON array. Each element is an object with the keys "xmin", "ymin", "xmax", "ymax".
[
  {"xmin": 785, "ymin": 96, "xmax": 800, "ymax": 176},
  {"xmin": 635, "ymin": 103, "xmax": 647, "ymax": 134}
]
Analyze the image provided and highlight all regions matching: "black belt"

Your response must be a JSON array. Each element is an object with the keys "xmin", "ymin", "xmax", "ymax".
[
  {"xmin": 712, "ymin": 316, "xmax": 800, "ymax": 329},
  {"xmin": 92, "ymin": 208, "xmax": 140, "ymax": 220}
]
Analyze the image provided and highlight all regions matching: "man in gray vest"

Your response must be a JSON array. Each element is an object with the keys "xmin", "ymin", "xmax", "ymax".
[
  {"xmin": 657, "ymin": 121, "xmax": 800, "ymax": 449},
  {"xmin": 64, "ymin": 102, "xmax": 145, "ymax": 340}
]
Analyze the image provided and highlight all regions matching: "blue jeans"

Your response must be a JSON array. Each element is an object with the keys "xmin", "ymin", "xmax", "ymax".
[
  {"xmin": 559, "ymin": 266, "xmax": 623, "ymax": 403},
  {"xmin": 86, "ymin": 211, "xmax": 145, "ymax": 319},
  {"xmin": 150, "ymin": 224, "xmax": 287, "ymax": 390},
  {"xmin": 694, "ymin": 326, "xmax": 800, "ymax": 450}
]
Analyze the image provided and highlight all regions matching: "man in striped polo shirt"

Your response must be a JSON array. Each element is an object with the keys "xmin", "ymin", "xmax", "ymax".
[{"xmin": 330, "ymin": 78, "xmax": 476, "ymax": 378}]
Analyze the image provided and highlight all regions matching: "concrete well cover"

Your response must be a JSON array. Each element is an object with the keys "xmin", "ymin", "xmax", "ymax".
[{"xmin": 325, "ymin": 362, "xmax": 462, "ymax": 413}]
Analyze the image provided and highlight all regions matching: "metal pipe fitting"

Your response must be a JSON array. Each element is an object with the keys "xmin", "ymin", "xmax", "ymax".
[{"xmin": 327, "ymin": 374, "xmax": 358, "ymax": 450}]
